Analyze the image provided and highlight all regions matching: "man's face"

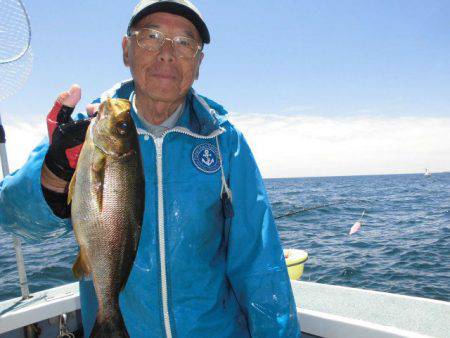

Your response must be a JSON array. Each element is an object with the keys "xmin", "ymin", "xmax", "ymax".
[{"xmin": 122, "ymin": 12, "xmax": 204, "ymax": 103}]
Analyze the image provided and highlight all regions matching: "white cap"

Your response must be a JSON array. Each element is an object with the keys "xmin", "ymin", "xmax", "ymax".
[{"xmin": 127, "ymin": 0, "xmax": 210, "ymax": 44}]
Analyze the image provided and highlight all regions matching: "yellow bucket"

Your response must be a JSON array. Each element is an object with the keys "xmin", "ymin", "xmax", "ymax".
[{"xmin": 283, "ymin": 249, "xmax": 308, "ymax": 280}]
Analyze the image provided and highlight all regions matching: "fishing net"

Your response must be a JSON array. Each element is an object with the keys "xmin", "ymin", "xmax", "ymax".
[{"xmin": 0, "ymin": 0, "xmax": 33, "ymax": 101}]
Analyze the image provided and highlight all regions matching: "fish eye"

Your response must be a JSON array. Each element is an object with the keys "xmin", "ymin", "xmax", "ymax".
[{"xmin": 116, "ymin": 121, "xmax": 129, "ymax": 135}]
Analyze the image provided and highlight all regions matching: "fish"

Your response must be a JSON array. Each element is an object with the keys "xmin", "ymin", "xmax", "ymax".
[{"xmin": 68, "ymin": 98, "xmax": 145, "ymax": 338}]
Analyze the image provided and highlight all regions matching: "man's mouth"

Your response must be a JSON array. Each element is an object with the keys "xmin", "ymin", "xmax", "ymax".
[{"xmin": 151, "ymin": 73, "xmax": 177, "ymax": 80}]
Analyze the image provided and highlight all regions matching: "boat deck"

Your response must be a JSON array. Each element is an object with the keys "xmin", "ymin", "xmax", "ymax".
[
  {"xmin": 291, "ymin": 281, "xmax": 450, "ymax": 338},
  {"xmin": 1, "ymin": 281, "xmax": 450, "ymax": 337}
]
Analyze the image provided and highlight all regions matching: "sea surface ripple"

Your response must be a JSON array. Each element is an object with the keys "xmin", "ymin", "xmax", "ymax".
[
  {"xmin": 1, "ymin": 173, "xmax": 449, "ymax": 302},
  {"xmin": 267, "ymin": 173, "xmax": 450, "ymax": 302}
]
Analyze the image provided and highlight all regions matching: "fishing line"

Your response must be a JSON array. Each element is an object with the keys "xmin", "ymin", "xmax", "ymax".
[
  {"xmin": 358, "ymin": 209, "xmax": 366, "ymax": 221},
  {"xmin": 273, "ymin": 197, "xmax": 373, "ymax": 220}
]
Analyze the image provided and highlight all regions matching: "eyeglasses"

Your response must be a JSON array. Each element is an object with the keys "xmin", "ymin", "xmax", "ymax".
[{"xmin": 129, "ymin": 28, "xmax": 201, "ymax": 59}]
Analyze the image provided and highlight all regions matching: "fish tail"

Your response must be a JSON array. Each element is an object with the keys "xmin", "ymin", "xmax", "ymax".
[{"xmin": 89, "ymin": 309, "xmax": 129, "ymax": 338}]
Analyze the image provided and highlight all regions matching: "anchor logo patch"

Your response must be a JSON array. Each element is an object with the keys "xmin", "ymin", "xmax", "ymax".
[{"xmin": 192, "ymin": 143, "xmax": 220, "ymax": 174}]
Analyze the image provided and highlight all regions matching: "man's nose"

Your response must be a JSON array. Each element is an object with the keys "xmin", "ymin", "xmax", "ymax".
[{"xmin": 158, "ymin": 38, "xmax": 176, "ymax": 62}]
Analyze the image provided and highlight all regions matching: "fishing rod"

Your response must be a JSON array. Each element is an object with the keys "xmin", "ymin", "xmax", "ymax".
[
  {"xmin": 274, "ymin": 200, "xmax": 345, "ymax": 220},
  {"xmin": 275, "ymin": 200, "xmax": 371, "ymax": 237}
]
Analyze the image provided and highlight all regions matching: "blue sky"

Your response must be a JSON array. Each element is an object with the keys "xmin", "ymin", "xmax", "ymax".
[{"xmin": 1, "ymin": 0, "xmax": 450, "ymax": 177}]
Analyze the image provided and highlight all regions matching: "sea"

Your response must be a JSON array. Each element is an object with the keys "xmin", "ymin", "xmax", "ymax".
[{"xmin": 1, "ymin": 173, "xmax": 449, "ymax": 303}]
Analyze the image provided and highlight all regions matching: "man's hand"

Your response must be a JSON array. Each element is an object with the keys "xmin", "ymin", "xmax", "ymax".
[{"xmin": 41, "ymin": 85, "xmax": 97, "ymax": 192}]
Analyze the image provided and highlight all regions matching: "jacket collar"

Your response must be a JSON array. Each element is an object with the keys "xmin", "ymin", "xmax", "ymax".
[
  {"xmin": 176, "ymin": 89, "xmax": 225, "ymax": 136},
  {"xmin": 114, "ymin": 80, "xmax": 227, "ymax": 137}
]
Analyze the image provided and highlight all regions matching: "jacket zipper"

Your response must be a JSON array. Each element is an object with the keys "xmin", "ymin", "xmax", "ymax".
[
  {"xmin": 148, "ymin": 127, "xmax": 224, "ymax": 338},
  {"xmin": 154, "ymin": 136, "xmax": 172, "ymax": 338}
]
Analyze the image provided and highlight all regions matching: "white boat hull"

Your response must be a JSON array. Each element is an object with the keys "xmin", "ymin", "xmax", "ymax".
[{"xmin": 1, "ymin": 281, "xmax": 449, "ymax": 338}]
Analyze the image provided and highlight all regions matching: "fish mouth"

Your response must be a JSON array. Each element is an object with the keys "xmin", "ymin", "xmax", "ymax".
[
  {"xmin": 117, "ymin": 149, "xmax": 137, "ymax": 159},
  {"xmin": 93, "ymin": 139, "xmax": 136, "ymax": 159}
]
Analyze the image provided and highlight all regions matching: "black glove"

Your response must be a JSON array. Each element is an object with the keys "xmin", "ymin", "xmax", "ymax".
[{"xmin": 44, "ymin": 100, "xmax": 91, "ymax": 182}]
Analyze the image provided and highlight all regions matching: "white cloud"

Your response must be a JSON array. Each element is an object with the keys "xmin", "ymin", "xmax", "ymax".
[
  {"xmin": 1, "ymin": 117, "xmax": 46, "ymax": 175},
  {"xmin": 229, "ymin": 113, "xmax": 450, "ymax": 178},
  {"xmin": 2, "ymin": 114, "xmax": 450, "ymax": 179},
  {"xmin": 279, "ymin": 105, "xmax": 316, "ymax": 114}
]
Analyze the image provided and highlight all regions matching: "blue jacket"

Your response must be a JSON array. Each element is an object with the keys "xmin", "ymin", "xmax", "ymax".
[{"xmin": 0, "ymin": 81, "xmax": 300, "ymax": 337}]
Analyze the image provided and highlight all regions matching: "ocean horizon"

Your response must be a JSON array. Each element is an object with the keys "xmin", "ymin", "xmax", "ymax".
[{"xmin": 263, "ymin": 170, "xmax": 450, "ymax": 180}]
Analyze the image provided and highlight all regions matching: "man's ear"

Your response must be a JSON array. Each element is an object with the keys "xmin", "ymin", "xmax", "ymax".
[
  {"xmin": 195, "ymin": 52, "xmax": 204, "ymax": 80},
  {"xmin": 122, "ymin": 36, "xmax": 130, "ymax": 67}
]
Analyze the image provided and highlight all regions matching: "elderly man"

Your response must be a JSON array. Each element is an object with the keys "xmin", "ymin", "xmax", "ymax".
[{"xmin": 0, "ymin": 0, "xmax": 300, "ymax": 337}]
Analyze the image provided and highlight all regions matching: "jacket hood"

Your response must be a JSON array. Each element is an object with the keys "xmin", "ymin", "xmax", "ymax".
[{"xmin": 102, "ymin": 79, "xmax": 229, "ymax": 137}]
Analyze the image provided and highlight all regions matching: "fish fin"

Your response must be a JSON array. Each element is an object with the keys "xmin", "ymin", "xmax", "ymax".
[
  {"xmin": 90, "ymin": 306, "xmax": 129, "ymax": 338},
  {"xmin": 72, "ymin": 249, "xmax": 91, "ymax": 279},
  {"xmin": 67, "ymin": 169, "xmax": 77, "ymax": 205},
  {"xmin": 91, "ymin": 151, "xmax": 106, "ymax": 211}
]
